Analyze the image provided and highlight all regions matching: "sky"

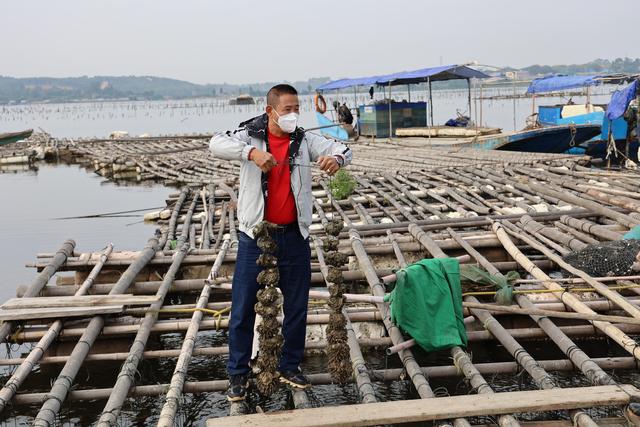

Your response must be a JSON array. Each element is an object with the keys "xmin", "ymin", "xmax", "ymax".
[{"xmin": 2, "ymin": 0, "xmax": 638, "ymax": 84}]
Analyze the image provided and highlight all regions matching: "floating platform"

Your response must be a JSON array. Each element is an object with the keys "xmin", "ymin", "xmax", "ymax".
[{"xmin": 1, "ymin": 134, "xmax": 640, "ymax": 425}]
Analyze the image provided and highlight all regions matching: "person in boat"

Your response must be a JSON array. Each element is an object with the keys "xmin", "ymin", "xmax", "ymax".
[{"xmin": 209, "ymin": 84, "xmax": 352, "ymax": 402}]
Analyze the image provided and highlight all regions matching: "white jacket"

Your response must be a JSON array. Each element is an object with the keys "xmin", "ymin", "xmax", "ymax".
[{"xmin": 209, "ymin": 114, "xmax": 352, "ymax": 238}]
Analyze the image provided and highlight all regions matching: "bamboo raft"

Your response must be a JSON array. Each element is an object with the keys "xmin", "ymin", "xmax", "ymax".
[{"xmin": 2, "ymin": 135, "xmax": 640, "ymax": 425}]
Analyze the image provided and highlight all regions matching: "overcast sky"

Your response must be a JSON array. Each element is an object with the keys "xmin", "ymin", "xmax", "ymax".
[{"xmin": 3, "ymin": 0, "xmax": 637, "ymax": 84}]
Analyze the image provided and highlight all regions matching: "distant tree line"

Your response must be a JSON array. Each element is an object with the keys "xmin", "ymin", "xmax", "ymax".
[
  {"xmin": 519, "ymin": 57, "xmax": 640, "ymax": 76},
  {"xmin": 1, "ymin": 57, "xmax": 638, "ymax": 105},
  {"xmin": 0, "ymin": 75, "xmax": 331, "ymax": 104}
]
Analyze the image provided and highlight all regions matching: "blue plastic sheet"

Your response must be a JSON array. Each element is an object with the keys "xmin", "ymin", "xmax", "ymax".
[
  {"xmin": 605, "ymin": 80, "xmax": 638, "ymax": 121},
  {"xmin": 316, "ymin": 64, "xmax": 489, "ymax": 91},
  {"xmin": 526, "ymin": 75, "xmax": 601, "ymax": 94}
]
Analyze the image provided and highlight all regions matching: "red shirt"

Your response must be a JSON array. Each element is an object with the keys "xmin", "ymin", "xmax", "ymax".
[{"xmin": 264, "ymin": 130, "xmax": 297, "ymax": 224}]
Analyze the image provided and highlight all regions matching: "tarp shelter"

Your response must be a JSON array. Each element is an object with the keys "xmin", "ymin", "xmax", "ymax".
[
  {"xmin": 316, "ymin": 64, "xmax": 489, "ymax": 91},
  {"xmin": 316, "ymin": 64, "xmax": 490, "ymax": 135},
  {"xmin": 606, "ymin": 79, "xmax": 638, "ymax": 121},
  {"xmin": 526, "ymin": 73, "xmax": 640, "ymax": 94},
  {"xmin": 526, "ymin": 75, "xmax": 603, "ymax": 94}
]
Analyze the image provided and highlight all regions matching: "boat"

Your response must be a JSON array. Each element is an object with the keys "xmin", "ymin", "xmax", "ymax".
[
  {"xmin": 390, "ymin": 123, "xmax": 600, "ymax": 153},
  {"xmin": 0, "ymin": 129, "xmax": 33, "ymax": 146},
  {"xmin": 315, "ymin": 65, "xmax": 600, "ymax": 153},
  {"xmin": 526, "ymin": 74, "xmax": 639, "ymax": 160},
  {"xmin": 315, "ymin": 112, "xmax": 349, "ymax": 140},
  {"xmin": 477, "ymin": 124, "xmax": 602, "ymax": 153},
  {"xmin": 229, "ymin": 94, "xmax": 255, "ymax": 106}
]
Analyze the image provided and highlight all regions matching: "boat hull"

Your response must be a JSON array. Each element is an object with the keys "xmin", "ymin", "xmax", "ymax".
[
  {"xmin": 315, "ymin": 112, "xmax": 349, "ymax": 141},
  {"xmin": 0, "ymin": 129, "xmax": 33, "ymax": 146},
  {"xmin": 478, "ymin": 124, "xmax": 602, "ymax": 153}
]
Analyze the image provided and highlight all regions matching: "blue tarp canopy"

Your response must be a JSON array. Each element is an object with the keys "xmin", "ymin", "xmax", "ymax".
[
  {"xmin": 526, "ymin": 75, "xmax": 602, "ymax": 94},
  {"xmin": 606, "ymin": 80, "xmax": 638, "ymax": 121},
  {"xmin": 316, "ymin": 64, "xmax": 489, "ymax": 91}
]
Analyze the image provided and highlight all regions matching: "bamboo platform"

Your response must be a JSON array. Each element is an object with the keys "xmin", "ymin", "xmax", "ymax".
[
  {"xmin": 2, "ymin": 134, "xmax": 640, "ymax": 425},
  {"xmin": 28, "ymin": 133, "xmax": 591, "ymax": 182}
]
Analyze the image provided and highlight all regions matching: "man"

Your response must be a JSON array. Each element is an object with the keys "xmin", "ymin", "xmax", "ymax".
[{"xmin": 209, "ymin": 84, "xmax": 352, "ymax": 402}]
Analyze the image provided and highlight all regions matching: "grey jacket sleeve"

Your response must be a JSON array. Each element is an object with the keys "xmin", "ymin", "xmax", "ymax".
[
  {"xmin": 306, "ymin": 132, "xmax": 353, "ymax": 167},
  {"xmin": 209, "ymin": 129, "xmax": 254, "ymax": 161}
]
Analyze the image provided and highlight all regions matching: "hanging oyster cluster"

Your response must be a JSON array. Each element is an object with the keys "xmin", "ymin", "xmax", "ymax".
[
  {"xmin": 323, "ymin": 218, "xmax": 352, "ymax": 383},
  {"xmin": 253, "ymin": 221, "xmax": 283, "ymax": 395}
]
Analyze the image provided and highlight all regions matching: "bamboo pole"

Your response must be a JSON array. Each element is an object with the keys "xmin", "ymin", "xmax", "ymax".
[
  {"xmin": 503, "ymin": 220, "xmax": 640, "ymax": 320},
  {"xmin": 314, "ymin": 238, "xmax": 376, "ymax": 404},
  {"xmin": 412, "ymin": 228, "xmax": 597, "ymax": 427},
  {"xmin": 450, "ymin": 347, "xmax": 520, "ymax": 427},
  {"xmin": 493, "ymin": 221, "xmax": 640, "ymax": 361},
  {"xmin": 559, "ymin": 215, "xmax": 624, "ymax": 241},
  {"xmin": 32, "ymin": 237, "xmax": 159, "ymax": 426},
  {"xmin": 7, "ymin": 356, "xmax": 637, "ymax": 406},
  {"xmin": 463, "ymin": 300, "xmax": 640, "ymax": 325},
  {"xmin": 157, "ymin": 238, "xmax": 230, "ymax": 426},
  {"xmin": 0, "ymin": 239, "xmax": 75, "ymax": 343},
  {"xmin": 0, "ymin": 243, "xmax": 113, "ymax": 413},
  {"xmin": 349, "ymin": 229, "xmax": 436, "ymax": 399},
  {"xmin": 408, "ymin": 225, "xmax": 522, "ymax": 427},
  {"xmin": 14, "ymin": 313, "xmax": 640, "ymax": 346},
  {"xmin": 211, "ymin": 201, "xmax": 228, "ymax": 252},
  {"xmin": 526, "ymin": 181, "xmax": 640, "ymax": 229},
  {"xmin": 160, "ymin": 188, "xmax": 188, "ymax": 250},
  {"xmin": 519, "ymin": 215, "xmax": 587, "ymax": 251},
  {"xmin": 447, "ymin": 228, "xmax": 614, "ymax": 387},
  {"xmin": 97, "ymin": 203, "xmax": 199, "ymax": 425}
]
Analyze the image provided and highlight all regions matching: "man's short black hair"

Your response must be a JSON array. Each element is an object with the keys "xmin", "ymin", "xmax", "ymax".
[{"xmin": 267, "ymin": 84, "xmax": 298, "ymax": 107}]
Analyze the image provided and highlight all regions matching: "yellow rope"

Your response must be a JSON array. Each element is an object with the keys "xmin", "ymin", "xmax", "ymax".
[
  {"xmin": 157, "ymin": 306, "xmax": 231, "ymax": 329},
  {"xmin": 158, "ymin": 307, "xmax": 230, "ymax": 316},
  {"xmin": 462, "ymin": 283, "xmax": 640, "ymax": 297}
]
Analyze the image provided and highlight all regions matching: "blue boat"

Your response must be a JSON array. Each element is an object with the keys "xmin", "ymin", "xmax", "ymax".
[
  {"xmin": 472, "ymin": 124, "xmax": 602, "ymax": 153},
  {"xmin": 315, "ymin": 112, "xmax": 350, "ymax": 141},
  {"xmin": 526, "ymin": 74, "xmax": 639, "ymax": 160}
]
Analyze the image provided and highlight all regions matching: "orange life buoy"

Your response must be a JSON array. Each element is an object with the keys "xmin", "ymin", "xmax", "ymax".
[{"xmin": 314, "ymin": 93, "xmax": 327, "ymax": 114}]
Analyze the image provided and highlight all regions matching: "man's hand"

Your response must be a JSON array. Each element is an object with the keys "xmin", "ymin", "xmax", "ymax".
[
  {"xmin": 250, "ymin": 149, "xmax": 277, "ymax": 173},
  {"xmin": 317, "ymin": 156, "xmax": 340, "ymax": 175}
]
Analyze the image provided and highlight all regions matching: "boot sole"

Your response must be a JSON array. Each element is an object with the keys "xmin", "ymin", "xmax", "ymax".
[{"xmin": 279, "ymin": 376, "xmax": 311, "ymax": 389}]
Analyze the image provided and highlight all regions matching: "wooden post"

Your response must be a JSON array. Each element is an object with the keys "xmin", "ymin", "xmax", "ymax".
[
  {"xmin": 387, "ymin": 83, "xmax": 393, "ymax": 139},
  {"xmin": 428, "ymin": 78, "xmax": 434, "ymax": 126}
]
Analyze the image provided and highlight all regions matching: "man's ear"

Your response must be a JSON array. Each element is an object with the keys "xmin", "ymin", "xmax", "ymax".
[{"xmin": 265, "ymin": 105, "xmax": 273, "ymax": 115}]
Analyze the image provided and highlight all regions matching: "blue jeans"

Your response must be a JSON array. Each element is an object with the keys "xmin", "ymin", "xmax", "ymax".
[{"xmin": 227, "ymin": 227, "xmax": 311, "ymax": 376}]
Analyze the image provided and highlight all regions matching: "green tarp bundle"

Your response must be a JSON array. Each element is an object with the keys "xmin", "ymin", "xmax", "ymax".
[
  {"xmin": 384, "ymin": 258, "xmax": 467, "ymax": 352},
  {"xmin": 459, "ymin": 265, "xmax": 519, "ymax": 305}
]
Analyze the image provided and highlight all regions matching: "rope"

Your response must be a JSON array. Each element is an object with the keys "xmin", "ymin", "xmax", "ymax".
[
  {"xmin": 153, "ymin": 306, "xmax": 231, "ymax": 330},
  {"xmin": 462, "ymin": 282, "xmax": 640, "ymax": 297},
  {"xmin": 568, "ymin": 123, "xmax": 577, "ymax": 147}
]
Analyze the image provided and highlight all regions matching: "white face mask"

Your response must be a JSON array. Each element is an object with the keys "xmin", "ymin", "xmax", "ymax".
[{"xmin": 273, "ymin": 109, "xmax": 299, "ymax": 133}]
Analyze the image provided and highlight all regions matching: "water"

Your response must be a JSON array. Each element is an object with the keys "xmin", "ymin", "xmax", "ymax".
[
  {"xmin": 0, "ymin": 87, "xmax": 619, "ymax": 138},
  {"xmin": 0, "ymin": 163, "xmax": 171, "ymax": 303},
  {"xmin": 0, "ymin": 88, "xmax": 634, "ymax": 425}
]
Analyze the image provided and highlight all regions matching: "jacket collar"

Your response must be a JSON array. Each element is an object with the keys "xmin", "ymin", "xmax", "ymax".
[{"xmin": 240, "ymin": 113, "xmax": 305, "ymax": 145}]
